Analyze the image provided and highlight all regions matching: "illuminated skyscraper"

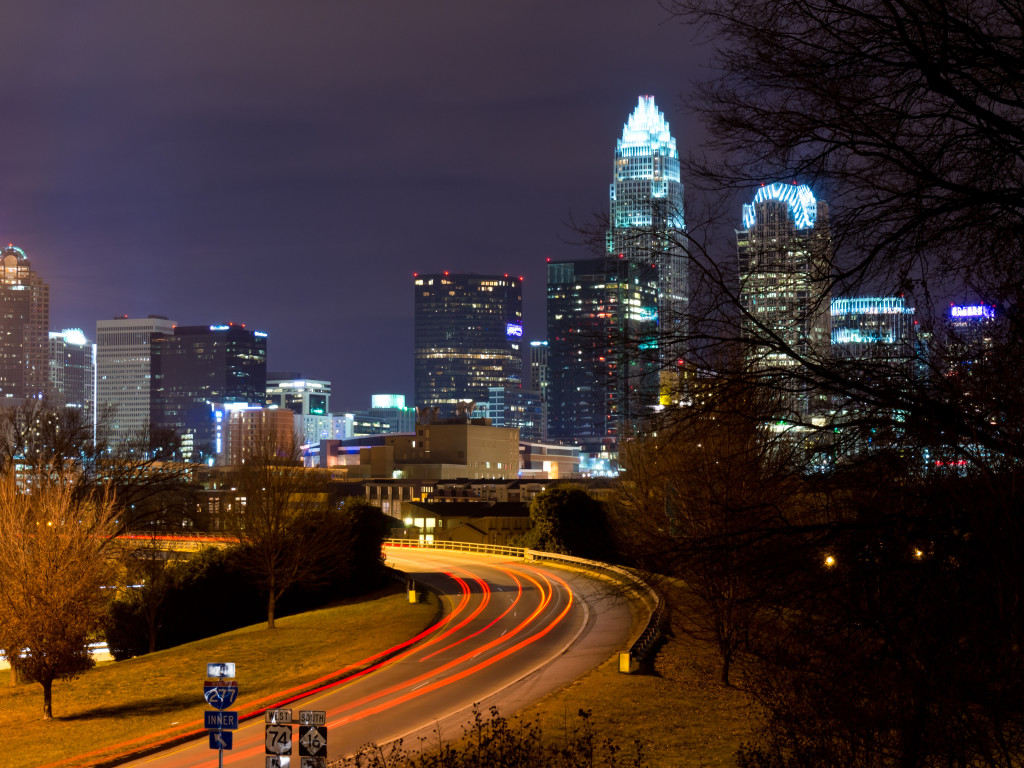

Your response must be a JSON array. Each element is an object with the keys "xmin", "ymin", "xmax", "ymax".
[
  {"xmin": 0, "ymin": 245, "xmax": 49, "ymax": 402},
  {"xmin": 546, "ymin": 97, "xmax": 684, "ymax": 464},
  {"xmin": 96, "ymin": 315, "xmax": 176, "ymax": 445},
  {"xmin": 266, "ymin": 375, "xmax": 332, "ymax": 446},
  {"xmin": 831, "ymin": 297, "xmax": 915, "ymax": 361},
  {"xmin": 738, "ymin": 182, "xmax": 832, "ymax": 413},
  {"xmin": 608, "ymin": 96, "xmax": 688, "ymax": 349},
  {"xmin": 546, "ymin": 256, "xmax": 659, "ymax": 461},
  {"xmin": 151, "ymin": 323, "xmax": 267, "ymax": 463},
  {"xmin": 49, "ymin": 329, "xmax": 95, "ymax": 414},
  {"xmin": 413, "ymin": 273, "xmax": 523, "ymax": 415}
]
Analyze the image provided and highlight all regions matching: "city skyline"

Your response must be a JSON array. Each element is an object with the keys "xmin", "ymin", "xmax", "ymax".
[{"xmin": 0, "ymin": 2, "xmax": 707, "ymax": 408}]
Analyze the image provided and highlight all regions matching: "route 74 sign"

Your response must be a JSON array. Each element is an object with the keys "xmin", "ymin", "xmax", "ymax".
[{"xmin": 266, "ymin": 723, "xmax": 292, "ymax": 755}]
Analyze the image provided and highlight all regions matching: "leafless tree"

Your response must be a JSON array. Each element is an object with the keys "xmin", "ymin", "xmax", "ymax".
[
  {"xmin": 0, "ymin": 470, "xmax": 121, "ymax": 719},
  {"xmin": 631, "ymin": 0, "xmax": 1024, "ymax": 763},
  {"xmin": 614, "ymin": 379, "xmax": 809, "ymax": 685},
  {"xmin": 226, "ymin": 436, "xmax": 345, "ymax": 629},
  {"xmin": 0, "ymin": 400, "xmax": 197, "ymax": 533}
]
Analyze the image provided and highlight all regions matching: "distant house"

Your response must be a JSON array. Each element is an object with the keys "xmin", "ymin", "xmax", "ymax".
[{"xmin": 394, "ymin": 500, "xmax": 531, "ymax": 546}]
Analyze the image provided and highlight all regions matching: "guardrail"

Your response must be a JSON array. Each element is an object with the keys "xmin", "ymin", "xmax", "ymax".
[{"xmin": 382, "ymin": 538, "xmax": 663, "ymax": 673}]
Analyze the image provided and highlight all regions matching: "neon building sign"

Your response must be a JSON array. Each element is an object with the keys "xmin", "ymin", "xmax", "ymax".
[
  {"xmin": 950, "ymin": 305, "xmax": 994, "ymax": 320},
  {"xmin": 505, "ymin": 323, "xmax": 523, "ymax": 338}
]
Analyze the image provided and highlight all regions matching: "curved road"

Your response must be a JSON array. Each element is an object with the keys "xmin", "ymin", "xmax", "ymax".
[{"xmin": 121, "ymin": 547, "xmax": 635, "ymax": 767}]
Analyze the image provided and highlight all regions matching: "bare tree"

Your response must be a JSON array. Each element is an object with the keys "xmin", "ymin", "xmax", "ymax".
[
  {"xmin": 615, "ymin": 380, "xmax": 808, "ymax": 685},
  {"xmin": 0, "ymin": 400, "xmax": 197, "ymax": 534},
  {"xmin": 227, "ymin": 437, "xmax": 345, "ymax": 629},
  {"xmin": 629, "ymin": 1, "xmax": 1024, "ymax": 762},
  {"xmin": 0, "ymin": 470, "xmax": 121, "ymax": 719}
]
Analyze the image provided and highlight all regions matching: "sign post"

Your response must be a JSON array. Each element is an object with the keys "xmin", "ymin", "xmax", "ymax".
[{"xmin": 204, "ymin": 663, "xmax": 236, "ymax": 768}]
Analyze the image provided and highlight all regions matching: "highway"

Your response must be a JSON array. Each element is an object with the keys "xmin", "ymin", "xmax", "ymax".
[{"xmin": 120, "ymin": 546, "xmax": 636, "ymax": 767}]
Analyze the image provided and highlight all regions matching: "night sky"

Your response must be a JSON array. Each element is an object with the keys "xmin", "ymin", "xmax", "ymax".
[{"xmin": 0, "ymin": 2, "xmax": 707, "ymax": 409}]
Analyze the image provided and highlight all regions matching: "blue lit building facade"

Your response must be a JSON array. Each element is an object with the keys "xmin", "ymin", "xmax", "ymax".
[
  {"xmin": 414, "ymin": 273, "xmax": 523, "ymax": 417},
  {"xmin": 151, "ymin": 324, "xmax": 267, "ymax": 463},
  {"xmin": 546, "ymin": 97, "xmax": 684, "ymax": 467},
  {"xmin": 608, "ymin": 95, "xmax": 688, "ymax": 356},
  {"xmin": 831, "ymin": 297, "xmax": 915, "ymax": 361},
  {"xmin": 484, "ymin": 385, "xmax": 544, "ymax": 443},
  {"xmin": 738, "ymin": 182, "xmax": 832, "ymax": 415}
]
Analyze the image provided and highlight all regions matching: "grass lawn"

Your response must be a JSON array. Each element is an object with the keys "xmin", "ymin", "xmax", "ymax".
[
  {"xmin": 1, "ymin": 573, "xmax": 757, "ymax": 768},
  {"xmin": 0, "ymin": 588, "xmax": 438, "ymax": 768},
  {"xmin": 521, "ymin": 616, "xmax": 756, "ymax": 767},
  {"xmin": 459, "ymin": 577, "xmax": 757, "ymax": 768}
]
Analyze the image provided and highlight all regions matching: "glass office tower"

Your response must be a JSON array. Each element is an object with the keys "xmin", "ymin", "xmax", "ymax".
[{"xmin": 414, "ymin": 273, "xmax": 523, "ymax": 417}]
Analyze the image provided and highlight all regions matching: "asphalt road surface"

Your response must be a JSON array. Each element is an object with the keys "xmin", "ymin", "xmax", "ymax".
[{"xmin": 120, "ymin": 547, "xmax": 636, "ymax": 767}]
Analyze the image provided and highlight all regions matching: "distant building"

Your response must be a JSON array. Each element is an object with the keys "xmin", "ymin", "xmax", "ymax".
[
  {"xmin": 0, "ymin": 245, "xmax": 49, "ymax": 402},
  {"xmin": 527, "ymin": 340, "xmax": 549, "ymax": 440},
  {"xmin": 831, "ymin": 297, "xmax": 916, "ymax": 361},
  {"xmin": 151, "ymin": 323, "xmax": 267, "ymax": 463},
  {"xmin": 484, "ymin": 385, "xmax": 543, "ymax": 442},
  {"xmin": 368, "ymin": 393, "xmax": 417, "ymax": 434},
  {"xmin": 321, "ymin": 414, "xmax": 519, "ymax": 481},
  {"xmin": 48, "ymin": 329, "xmax": 95, "ymax": 415},
  {"xmin": 518, "ymin": 441, "xmax": 581, "ymax": 479},
  {"xmin": 396, "ymin": 500, "xmax": 531, "ymax": 545},
  {"xmin": 546, "ymin": 97, "xmax": 686, "ymax": 464},
  {"xmin": 546, "ymin": 256, "xmax": 659, "ymax": 460},
  {"xmin": 221, "ymin": 405, "xmax": 295, "ymax": 466},
  {"xmin": 414, "ymin": 273, "xmax": 523, "ymax": 415},
  {"xmin": 266, "ymin": 376, "xmax": 332, "ymax": 446},
  {"xmin": 96, "ymin": 315, "xmax": 176, "ymax": 446},
  {"xmin": 608, "ymin": 96, "xmax": 688, "ymax": 357},
  {"xmin": 738, "ymin": 183, "xmax": 832, "ymax": 415}
]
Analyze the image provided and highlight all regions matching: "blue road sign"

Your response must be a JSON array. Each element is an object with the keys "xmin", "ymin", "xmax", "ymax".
[
  {"xmin": 209, "ymin": 731, "xmax": 233, "ymax": 750},
  {"xmin": 205, "ymin": 710, "xmax": 239, "ymax": 730},
  {"xmin": 203, "ymin": 680, "xmax": 239, "ymax": 710}
]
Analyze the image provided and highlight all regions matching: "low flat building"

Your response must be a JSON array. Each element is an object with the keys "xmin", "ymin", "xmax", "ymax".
[{"xmin": 395, "ymin": 500, "xmax": 531, "ymax": 546}]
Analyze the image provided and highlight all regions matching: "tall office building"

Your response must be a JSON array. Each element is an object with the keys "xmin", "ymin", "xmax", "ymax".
[
  {"xmin": 608, "ymin": 96, "xmax": 688, "ymax": 352},
  {"xmin": 266, "ymin": 375, "xmax": 332, "ymax": 446},
  {"xmin": 546, "ymin": 256, "xmax": 659, "ymax": 460},
  {"xmin": 151, "ymin": 323, "xmax": 267, "ymax": 463},
  {"xmin": 527, "ymin": 340, "xmax": 550, "ymax": 441},
  {"xmin": 738, "ymin": 182, "xmax": 832, "ymax": 414},
  {"xmin": 48, "ymin": 329, "xmax": 95, "ymax": 414},
  {"xmin": 484, "ymin": 385, "xmax": 544, "ymax": 442},
  {"xmin": 831, "ymin": 297, "xmax": 915, "ymax": 361},
  {"xmin": 546, "ymin": 97, "xmax": 683, "ymax": 463},
  {"xmin": 368, "ymin": 394, "xmax": 417, "ymax": 434},
  {"xmin": 96, "ymin": 315, "xmax": 176, "ymax": 445},
  {"xmin": 414, "ymin": 273, "xmax": 523, "ymax": 415},
  {"xmin": 0, "ymin": 245, "xmax": 49, "ymax": 402}
]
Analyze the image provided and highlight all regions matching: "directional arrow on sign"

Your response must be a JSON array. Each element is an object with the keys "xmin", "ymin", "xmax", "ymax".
[{"xmin": 209, "ymin": 731, "xmax": 233, "ymax": 750}]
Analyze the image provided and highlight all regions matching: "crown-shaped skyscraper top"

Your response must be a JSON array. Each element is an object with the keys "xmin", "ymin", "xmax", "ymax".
[{"xmin": 617, "ymin": 96, "xmax": 677, "ymax": 157}]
